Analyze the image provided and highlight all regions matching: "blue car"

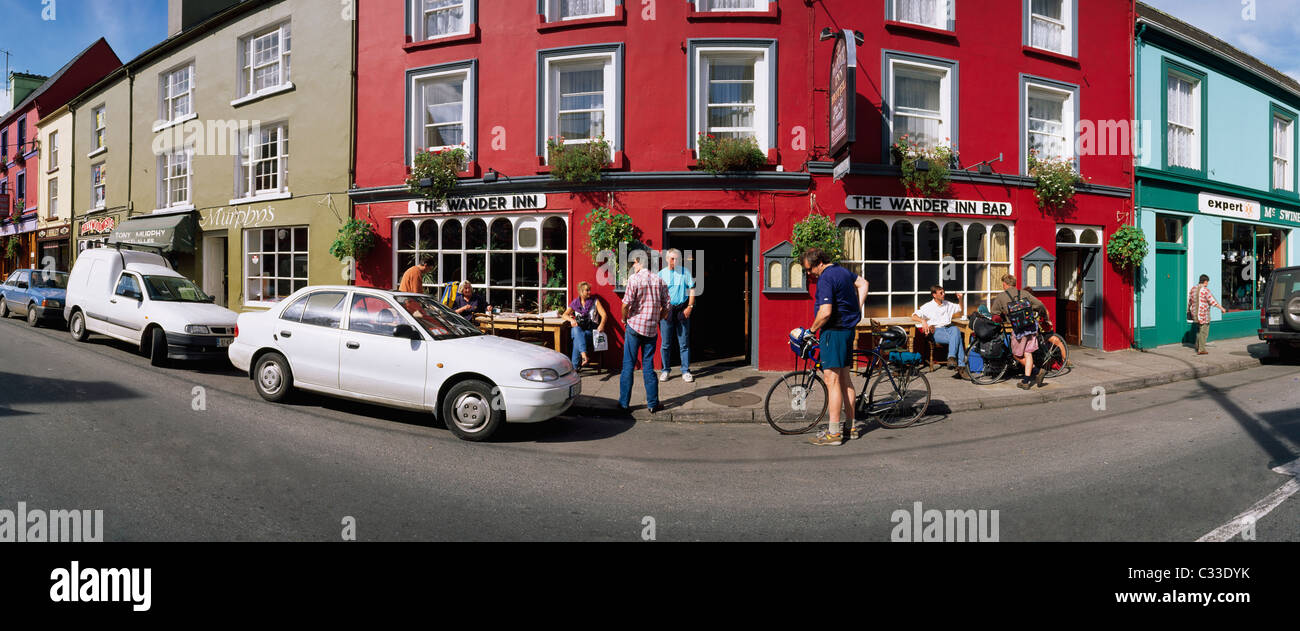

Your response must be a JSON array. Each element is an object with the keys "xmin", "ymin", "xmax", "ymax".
[{"xmin": 1, "ymin": 269, "xmax": 70, "ymax": 328}]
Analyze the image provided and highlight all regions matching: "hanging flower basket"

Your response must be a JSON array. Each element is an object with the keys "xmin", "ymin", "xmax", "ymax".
[{"xmin": 891, "ymin": 135, "xmax": 956, "ymax": 198}]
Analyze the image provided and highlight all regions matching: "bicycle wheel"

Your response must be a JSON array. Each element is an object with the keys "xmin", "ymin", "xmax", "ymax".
[
  {"xmin": 868, "ymin": 367, "xmax": 932, "ymax": 429},
  {"xmin": 764, "ymin": 371, "xmax": 828, "ymax": 435},
  {"xmin": 968, "ymin": 351, "xmax": 1009, "ymax": 385},
  {"xmin": 1039, "ymin": 333, "xmax": 1070, "ymax": 378}
]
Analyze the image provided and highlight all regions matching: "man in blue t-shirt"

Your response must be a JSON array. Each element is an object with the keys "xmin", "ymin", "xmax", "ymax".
[{"xmin": 803, "ymin": 247, "xmax": 868, "ymax": 446}]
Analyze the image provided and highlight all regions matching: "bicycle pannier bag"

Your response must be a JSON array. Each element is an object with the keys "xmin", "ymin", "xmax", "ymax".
[
  {"xmin": 972, "ymin": 313, "xmax": 1002, "ymax": 341},
  {"xmin": 1004, "ymin": 290, "xmax": 1039, "ymax": 336}
]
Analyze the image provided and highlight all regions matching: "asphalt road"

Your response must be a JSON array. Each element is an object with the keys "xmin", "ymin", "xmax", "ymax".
[{"xmin": 1, "ymin": 315, "xmax": 1298, "ymax": 541}]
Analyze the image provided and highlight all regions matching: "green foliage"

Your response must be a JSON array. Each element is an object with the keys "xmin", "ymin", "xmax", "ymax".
[
  {"xmin": 892, "ymin": 135, "xmax": 955, "ymax": 198},
  {"xmin": 791, "ymin": 214, "xmax": 844, "ymax": 264},
  {"xmin": 1028, "ymin": 151, "xmax": 1086, "ymax": 211},
  {"xmin": 1107, "ymin": 225, "xmax": 1149, "ymax": 269},
  {"xmin": 406, "ymin": 147, "xmax": 468, "ymax": 205},
  {"xmin": 547, "ymin": 136, "xmax": 611, "ymax": 183},
  {"xmin": 12, "ymin": 198, "xmax": 24, "ymax": 220},
  {"xmin": 4, "ymin": 237, "xmax": 18, "ymax": 261},
  {"xmin": 696, "ymin": 133, "xmax": 766, "ymax": 174},
  {"xmin": 329, "ymin": 219, "xmax": 377, "ymax": 262},
  {"xmin": 583, "ymin": 206, "xmax": 637, "ymax": 264}
]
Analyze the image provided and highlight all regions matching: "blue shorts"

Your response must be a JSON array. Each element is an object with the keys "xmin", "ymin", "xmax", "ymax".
[{"xmin": 818, "ymin": 328, "xmax": 854, "ymax": 369}]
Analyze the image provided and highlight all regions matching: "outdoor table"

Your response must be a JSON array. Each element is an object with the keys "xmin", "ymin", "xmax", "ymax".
[{"xmin": 473, "ymin": 313, "xmax": 571, "ymax": 352}]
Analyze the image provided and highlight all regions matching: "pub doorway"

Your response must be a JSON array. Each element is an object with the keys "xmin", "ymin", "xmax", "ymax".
[
  {"xmin": 1055, "ymin": 226, "xmax": 1103, "ymax": 349},
  {"xmin": 664, "ymin": 212, "xmax": 759, "ymax": 368}
]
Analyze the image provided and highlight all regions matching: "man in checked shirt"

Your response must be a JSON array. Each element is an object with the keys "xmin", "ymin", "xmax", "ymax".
[{"xmin": 619, "ymin": 252, "xmax": 670, "ymax": 414}]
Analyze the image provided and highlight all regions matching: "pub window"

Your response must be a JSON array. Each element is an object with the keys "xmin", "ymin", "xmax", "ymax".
[
  {"xmin": 1025, "ymin": 0, "xmax": 1074, "ymax": 56},
  {"xmin": 884, "ymin": 52, "xmax": 956, "ymax": 153},
  {"xmin": 409, "ymin": 61, "xmax": 475, "ymax": 164},
  {"xmin": 411, "ymin": 0, "xmax": 473, "ymax": 41},
  {"xmin": 890, "ymin": 0, "xmax": 952, "ymax": 30},
  {"xmin": 842, "ymin": 217, "xmax": 1013, "ymax": 318},
  {"xmin": 246, "ymin": 226, "xmax": 309, "ymax": 306},
  {"xmin": 1023, "ymin": 78, "xmax": 1078, "ymax": 172},
  {"xmin": 394, "ymin": 215, "xmax": 569, "ymax": 313},
  {"xmin": 690, "ymin": 40, "xmax": 776, "ymax": 155}
]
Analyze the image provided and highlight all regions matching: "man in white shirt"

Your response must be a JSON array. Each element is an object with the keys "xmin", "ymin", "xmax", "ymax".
[{"xmin": 912, "ymin": 285, "xmax": 969, "ymax": 379}]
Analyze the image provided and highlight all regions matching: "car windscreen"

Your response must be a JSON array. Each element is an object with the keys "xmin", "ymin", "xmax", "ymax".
[
  {"xmin": 1269, "ymin": 270, "xmax": 1300, "ymax": 306},
  {"xmin": 143, "ymin": 276, "xmax": 211, "ymax": 303},
  {"xmin": 397, "ymin": 295, "xmax": 484, "ymax": 340},
  {"xmin": 32, "ymin": 272, "xmax": 69, "ymax": 290}
]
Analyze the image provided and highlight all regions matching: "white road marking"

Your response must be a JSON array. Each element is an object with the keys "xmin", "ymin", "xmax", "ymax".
[{"xmin": 1198, "ymin": 458, "xmax": 1300, "ymax": 542}]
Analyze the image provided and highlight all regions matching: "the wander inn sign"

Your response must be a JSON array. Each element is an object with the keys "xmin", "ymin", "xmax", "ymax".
[
  {"xmin": 408, "ymin": 193, "xmax": 548, "ymax": 214},
  {"xmin": 846, "ymin": 195, "xmax": 1013, "ymax": 216}
]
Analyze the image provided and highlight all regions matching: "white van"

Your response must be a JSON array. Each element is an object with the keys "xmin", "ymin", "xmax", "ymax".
[{"xmin": 64, "ymin": 248, "xmax": 239, "ymax": 366}]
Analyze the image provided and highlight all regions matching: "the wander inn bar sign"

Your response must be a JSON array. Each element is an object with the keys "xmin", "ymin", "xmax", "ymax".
[
  {"xmin": 846, "ymin": 195, "xmax": 1013, "ymax": 216},
  {"xmin": 408, "ymin": 193, "xmax": 548, "ymax": 214}
]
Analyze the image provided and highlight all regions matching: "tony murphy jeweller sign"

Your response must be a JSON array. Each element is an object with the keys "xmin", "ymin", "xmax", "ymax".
[{"xmin": 847, "ymin": 195, "xmax": 1013, "ymax": 216}]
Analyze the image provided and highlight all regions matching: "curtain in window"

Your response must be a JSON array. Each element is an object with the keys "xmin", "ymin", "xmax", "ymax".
[
  {"xmin": 559, "ymin": 68, "xmax": 605, "ymax": 140},
  {"xmin": 561, "ymin": 0, "xmax": 605, "ymax": 17},
  {"xmin": 710, "ymin": 0, "xmax": 756, "ymax": 8},
  {"xmin": 708, "ymin": 61, "xmax": 756, "ymax": 136},
  {"xmin": 425, "ymin": 0, "xmax": 463, "ymax": 36},
  {"xmin": 840, "ymin": 222, "xmax": 863, "ymax": 262},
  {"xmin": 896, "ymin": 0, "xmax": 939, "ymax": 26},
  {"xmin": 894, "ymin": 72, "xmax": 942, "ymax": 147},
  {"xmin": 424, "ymin": 79, "xmax": 464, "ymax": 148},
  {"xmin": 1274, "ymin": 117, "xmax": 1292, "ymax": 190},
  {"xmin": 1167, "ymin": 75, "xmax": 1196, "ymax": 168},
  {"xmin": 1027, "ymin": 93, "xmax": 1066, "ymax": 159},
  {"xmin": 1030, "ymin": 0, "xmax": 1065, "ymax": 52}
]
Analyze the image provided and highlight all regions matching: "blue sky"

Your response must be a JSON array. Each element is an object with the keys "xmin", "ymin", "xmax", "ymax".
[
  {"xmin": 1, "ymin": 0, "xmax": 167, "ymax": 106},
  {"xmin": 1143, "ymin": 0, "xmax": 1300, "ymax": 81}
]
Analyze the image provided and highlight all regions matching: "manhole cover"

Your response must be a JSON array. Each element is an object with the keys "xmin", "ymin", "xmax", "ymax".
[{"xmin": 708, "ymin": 393, "xmax": 762, "ymax": 407}]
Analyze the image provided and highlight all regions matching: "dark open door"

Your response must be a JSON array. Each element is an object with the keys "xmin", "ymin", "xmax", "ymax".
[{"xmin": 1080, "ymin": 249, "xmax": 1101, "ymax": 348}]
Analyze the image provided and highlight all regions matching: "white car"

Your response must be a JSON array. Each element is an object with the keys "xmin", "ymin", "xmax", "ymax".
[
  {"xmin": 63, "ymin": 248, "xmax": 238, "ymax": 366},
  {"xmin": 228, "ymin": 286, "xmax": 581, "ymax": 441}
]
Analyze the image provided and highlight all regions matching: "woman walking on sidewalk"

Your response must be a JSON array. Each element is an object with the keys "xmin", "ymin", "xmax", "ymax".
[{"xmin": 1189, "ymin": 274, "xmax": 1224, "ymax": 355}]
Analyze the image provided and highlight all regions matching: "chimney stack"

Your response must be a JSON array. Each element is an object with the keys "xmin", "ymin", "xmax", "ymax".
[{"xmin": 168, "ymin": 0, "xmax": 244, "ymax": 36}]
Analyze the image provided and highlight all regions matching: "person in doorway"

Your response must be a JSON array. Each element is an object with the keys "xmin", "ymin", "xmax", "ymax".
[
  {"xmin": 620, "ymin": 254, "xmax": 670, "ymax": 414},
  {"xmin": 1188, "ymin": 274, "xmax": 1224, "ymax": 355},
  {"xmin": 991, "ymin": 274, "xmax": 1049, "ymax": 390},
  {"xmin": 658, "ymin": 249, "xmax": 696, "ymax": 383},
  {"xmin": 912, "ymin": 285, "xmax": 970, "ymax": 380},
  {"xmin": 399, "ymin": 256, "xmax": 434, "ymax": 294},
  {"xmin": 452, "ymin": 281, "xmax": 488, "ymax": 315},
  {"xmin": 802, "ymin": 248, "xmax": 869, "ymax": 446},
  {"xmin": 564, "ymin": 281, "xmax": 609, "ymax": 369}
]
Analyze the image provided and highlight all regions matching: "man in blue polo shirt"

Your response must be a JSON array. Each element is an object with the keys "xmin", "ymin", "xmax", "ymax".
[
  {"xmin": 803, "ymin": 247, "xmax": 868, "ymax": 446},
  {"xmin": 658, "ymin": 249, "xmax": 696, "ymax": 383}
]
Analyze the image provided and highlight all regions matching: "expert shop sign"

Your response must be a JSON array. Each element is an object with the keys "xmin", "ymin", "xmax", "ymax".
[{"xmin": 847, "ymin": 195, "xmax": 1012, "ymax": 216}]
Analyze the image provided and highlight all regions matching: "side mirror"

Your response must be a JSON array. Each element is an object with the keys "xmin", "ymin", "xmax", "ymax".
[{"xmin": 393, "ymin": 324, "xmax": 422, "ymax": 340}]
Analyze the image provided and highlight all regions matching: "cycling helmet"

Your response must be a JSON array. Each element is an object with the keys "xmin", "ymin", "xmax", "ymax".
[{"xmin": 877, "ymin": 325, "xmax": 908, "ymax": 350}]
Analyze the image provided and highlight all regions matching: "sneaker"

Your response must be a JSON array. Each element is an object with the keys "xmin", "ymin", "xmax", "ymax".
[
  {"xmin": 1017, "ymin": 381, "xmax": 1033, "ymax": 391},
  {"xmin": 807, "ymin": 430, "xmax": 843, "ymax": 446},
  {"xmin": 1034, "ymin": 371, "xmax": 1046, "ymax": 388},
  {"xmin": 659, "ymin": 370, "xmax": 670, "ymax": 382},
  {"xmin": 683, "ymin": 372, "xmax": 695, "ymax": 383},
  {"xmin": 850, "ymin": 422, "xmax": 868, "ymax": 440},
  {"xmin": 957, "ymin": 367, "xmax": 971, "ymax": 380}
]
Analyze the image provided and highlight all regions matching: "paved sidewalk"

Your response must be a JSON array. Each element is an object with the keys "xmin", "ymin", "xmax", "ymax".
[{"xmin": 568, "ymin": 337, "xmax": 1284, "ymax": 423}]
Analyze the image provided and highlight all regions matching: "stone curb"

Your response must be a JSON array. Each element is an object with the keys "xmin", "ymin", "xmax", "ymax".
[{"xmin": 568, "ymin": 357, "xmax": 1263, "ymax": 423}]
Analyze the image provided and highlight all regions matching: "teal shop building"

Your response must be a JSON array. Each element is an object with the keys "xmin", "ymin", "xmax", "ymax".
[{"xmin": 1133, "ymin": 4, "xmax": 1300, "ymax": 348}]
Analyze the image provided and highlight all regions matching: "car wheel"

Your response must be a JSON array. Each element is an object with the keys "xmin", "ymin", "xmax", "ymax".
[
  {"xmin": 441, "ymin": 379, "xmax": 505, "ymax": 442},
  {"xmin": 26, "ymin": 305, "xmax": 40, "ymax": 327},
  {"xmin": 149, "ymin": 328, "xmax": 170, "ymax": 367},
  {"xmin": 1285, "ymin": 292, "xmax": 1300, "ymax": 332},
  {"xmin": 69, "ymin": 310, "xmax": 89, "ymax": 342},
  {"xmin": 253, "ymin": 353, "xmax": 294, "ymax": 403},
  {"xmin": 0, "ymin": 300, "xmax": 9, "ymax": 318}
]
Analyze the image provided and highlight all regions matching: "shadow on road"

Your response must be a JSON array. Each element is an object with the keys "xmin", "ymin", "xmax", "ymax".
[{"xmin": 0, "ymin": 370, "xmax": 143, "ymax": 416}]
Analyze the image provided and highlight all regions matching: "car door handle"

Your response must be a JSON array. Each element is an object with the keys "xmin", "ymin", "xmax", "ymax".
[
  {"xmin": 110, "ymin": 299, "xmax": 118, "ymax": 304},
  {"xmin": 346, "ymin": 341, "xmax": 361, "ymax": 350},
  {"xmin": 280, "ymin": 331, "xmax": 292, "ymax": 338}
]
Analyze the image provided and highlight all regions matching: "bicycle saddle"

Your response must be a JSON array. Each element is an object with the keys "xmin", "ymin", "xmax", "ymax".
[{"xmin": 877, "ymin": 326, "xmax": 908, "ymax": 350}]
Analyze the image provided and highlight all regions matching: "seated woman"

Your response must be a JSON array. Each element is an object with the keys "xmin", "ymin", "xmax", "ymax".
[{"xmin": 563, "ymin": 281, "xmax": 608, "ymax": 369}]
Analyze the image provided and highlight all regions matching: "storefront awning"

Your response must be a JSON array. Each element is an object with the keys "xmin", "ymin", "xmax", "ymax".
[{"xmin": 108, "ymin": 213, "xmax": 197, "ymax": 255}]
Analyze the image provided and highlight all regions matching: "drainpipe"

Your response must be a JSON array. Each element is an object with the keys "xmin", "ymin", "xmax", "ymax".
[{"xmin": 1133, "ymin": 19, "xmax": 1146, "ymax": 351}]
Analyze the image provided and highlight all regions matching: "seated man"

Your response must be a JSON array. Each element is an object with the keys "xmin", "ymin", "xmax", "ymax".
[{"xmin": 912, "ymin": 285, "xmax": 970, "ymax": 380}]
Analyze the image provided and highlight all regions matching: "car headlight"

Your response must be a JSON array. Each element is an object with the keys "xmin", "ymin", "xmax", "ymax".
[
  {"xmin": 520, "ymin": 368, "xmax": 560, "ymax": 382},
  {"xmin": 185, "ymin": 325, "xmax": 212, "ymax": 335}
]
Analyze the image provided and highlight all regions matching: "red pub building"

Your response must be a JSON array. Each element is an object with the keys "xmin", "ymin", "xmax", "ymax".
[{"xmin": 351, "ymin": 0, "xmax": 1137, "ymax": 371}]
